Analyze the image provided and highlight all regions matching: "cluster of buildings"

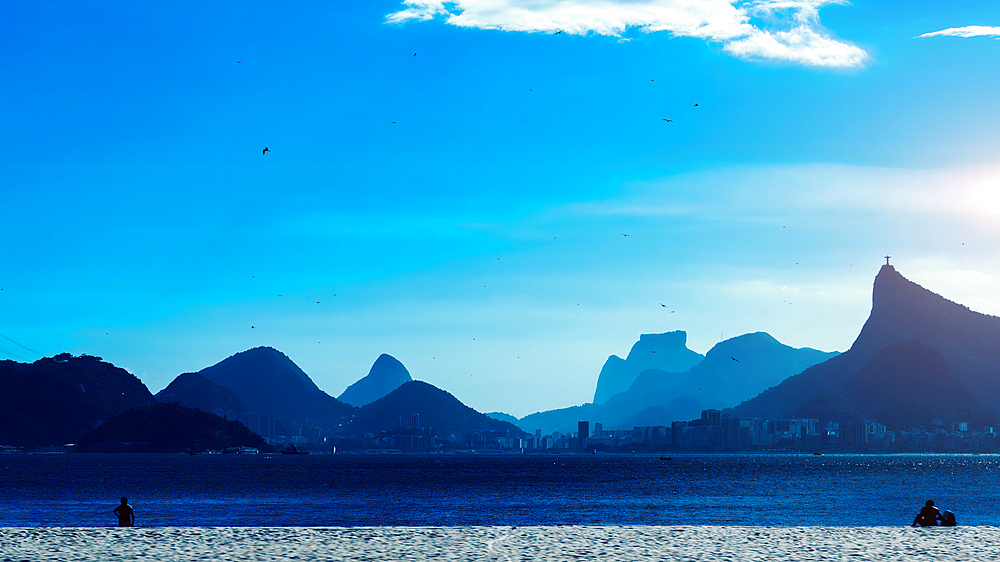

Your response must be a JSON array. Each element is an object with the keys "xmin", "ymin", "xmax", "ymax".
[
  {"xmin": 209, "ymin": 407, "xmax": 1000, "ymax": 454},
  {"xmin": 527, "ymin": 410, "xmax": 1000, "ymax": 453}
]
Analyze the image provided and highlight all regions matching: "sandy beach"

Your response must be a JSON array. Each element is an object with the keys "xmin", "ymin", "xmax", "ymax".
[{"xmin": 2, "ymin": 526, "xmax": 999, "ymax": 561}]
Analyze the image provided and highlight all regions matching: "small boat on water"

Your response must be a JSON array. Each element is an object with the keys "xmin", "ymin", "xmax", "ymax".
[
  {"xmin": 281, "ymin": 445, "xmax": 309, "ymax": 455},
  {"xmin": 222, "ymin": 446, "xmax": 259, "ymax": 455}
]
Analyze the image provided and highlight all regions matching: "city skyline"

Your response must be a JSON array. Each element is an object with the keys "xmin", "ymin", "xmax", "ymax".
[{"xmin": 3, "ymin": 1, "xmax": 1000, "ymax": 418}]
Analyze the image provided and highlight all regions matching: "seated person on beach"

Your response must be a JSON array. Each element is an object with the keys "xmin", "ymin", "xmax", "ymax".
[
  {"xmin": 113, "ymin": 497, "xmax": 134, "ymax": 527},
  {"xmin": 942, "ymin": 510, "xmax": 957, "ymax": 527},
  {"xmin": 912, "ymin": 500, "xmax": 942, "ymax": 527}
]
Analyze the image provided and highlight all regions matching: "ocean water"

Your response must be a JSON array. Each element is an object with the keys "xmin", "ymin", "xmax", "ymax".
[{"xmin": 0, "ymin": 453, "xmax": 996, "ymax": 528}]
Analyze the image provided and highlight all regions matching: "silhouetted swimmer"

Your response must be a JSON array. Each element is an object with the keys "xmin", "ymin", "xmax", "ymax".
[
  {"xmin": 912, "ymin": 500, "xmax": 942, "ymax": 527},
  {"xmin": 113, "ymin": 497, "xmax": 134, "ymax": 527},
  {"xmin": 942, "ymin": 510, "xmax": 957, "ymax": 526}
]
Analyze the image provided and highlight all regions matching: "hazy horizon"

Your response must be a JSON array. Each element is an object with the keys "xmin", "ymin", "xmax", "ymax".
[{"xmin": 3, "ymin": 1, "xmax": 1000, "ymax": 418}]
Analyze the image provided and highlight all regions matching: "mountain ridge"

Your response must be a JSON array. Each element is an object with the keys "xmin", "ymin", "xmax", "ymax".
[
  {"xmin": 197, "ymin": 346, "xmax": 354, "ymax": 428},
  {"xmin": 520, "ymin": 331, "xmax": 835, "ymax": 434},
  {"xmin": 732, "ymin": 265, "xmax": 1000, "ymax": 427}
]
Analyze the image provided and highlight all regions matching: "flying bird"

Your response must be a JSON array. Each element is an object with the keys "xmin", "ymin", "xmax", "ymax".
[
  {"xmin": 730, "ymin": 356, "xmax": 739, "ymax": 362},
  {"xmin": 663, "ymin": 119, "xmax": 673, "ymax": 122},
  {"xmin": 237, "ymin": 61, "xmax": 241, "ymax": 63},
  {"xmin": 621, "ymin": 233, "xmax": 629, "ymax": 237},
  {"xmin": 554, "ymin": 30, "xmax": 563, "ymax": 35},
  {"xmin": 694, "ymin": 103, "xmax": 699, "ymax": 107},
  {"xmin": 413, "ymin": 53, "xmax": 417, "ymax": 56},
  {"xmin": 660, "ymin": 303, "xmax": 666, "ymax": 307},
  {"xmin": 262, "ymin": 147, "xmax": 270, "ymax": 155}
]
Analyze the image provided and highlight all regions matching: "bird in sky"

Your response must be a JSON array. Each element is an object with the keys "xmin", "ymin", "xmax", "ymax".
[
  {"xmin": 694, "ymin": 103, "xmax": 699, "ymax": 107},
  {"xmin": 237, "ymin": 61, "xmax": 241, "ymax": 63},
  {"xmin": 730, "ymin": 356, "xmax": 739, "ymax": 362},
  {"xmin": 621, "ymin": 233, "xmax": 629, "ymax": 237},
  {"xmin": 554, "ymin": 30, "xmax": 563, "ymax": 35},
  {"xmin": 262, "ymin": 147, "xmax": 270, "ymax": 155},
  {"xmin": 660, "ymin": 303, "xmax": 666, "ymax": 307},
  {"xmin": 663, "ymin": 119, "xmax": 673, "ymax": 122},
  {"xmin": 413, "ymin": 53, "xmax": 416, "ymax": 56}
]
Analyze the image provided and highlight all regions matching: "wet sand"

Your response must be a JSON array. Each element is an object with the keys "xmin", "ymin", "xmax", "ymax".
[{"xmin": 1, "ymin": 525, "xmax": 997, "ymax": 561}]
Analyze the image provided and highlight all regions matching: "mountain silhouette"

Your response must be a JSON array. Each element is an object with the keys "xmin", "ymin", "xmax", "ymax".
[
  {"xmin": 733, "ymin": 265, "xmax": 1000, "ymax": 426},
  {"xmin": 154, "ymin": 372, "xmax": 248, "ymax": 413},
  {"xmin": 75, "ymin": 401, "xmax": 268, "ymax": 453},
  {"xmin": 485, "ymin": 411, "xmax": 520, "ymax": 425},
  {"xmin": 592, "ymin": 331, "xmax": 704, "ymax": 404},
  {"xmin": 197, "ymin": 346, "xmax": 353, "ymax": 427},
  {"xmin": 345, "ymin": 380, "xmax": 526, "ymax": 440},
  {"xmin": 338, "ymin": 353, "xmax": 413, "ymax": 407},
  {"xmin": 520, "ymin": 332, "xmax": 830, "ymax": 434},
  {"xmin": 0, "ymin": 354, "xmax": 156, "ymax": 447},
  {"xmin": 606, "ymin": 332, "xmax": 837, "ymax": 422}
]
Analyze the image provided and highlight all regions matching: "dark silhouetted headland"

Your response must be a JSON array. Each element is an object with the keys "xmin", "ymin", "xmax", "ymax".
[
  {"xmin": 0, "ymin": 354, "xmax": 155, "ymax": 447},
  {"xmin": 74, "ymin": 401, "xmax": 270, "ymax": 453},
  {"xmin": 733, "ymin": 265, "xmax": 1000, "ymax": 426}
]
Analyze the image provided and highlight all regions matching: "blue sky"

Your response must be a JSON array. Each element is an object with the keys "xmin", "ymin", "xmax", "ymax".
[{"xmin": 3, "ymin": 1, "xmax": 1000, "ymax": 417}]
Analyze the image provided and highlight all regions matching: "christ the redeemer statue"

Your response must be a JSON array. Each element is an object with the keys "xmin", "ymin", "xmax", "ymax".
[{"xmin": 885, "ymin": 255, "xmax": 891, "ymax": 265}]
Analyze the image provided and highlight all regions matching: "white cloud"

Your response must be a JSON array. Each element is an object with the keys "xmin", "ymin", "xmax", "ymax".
[
  {"xmin": 386, "ymin": 0, "xmax": 867, "ymax": 67},
  {"xmin": 917, "ymin": 25, "xmax": 1000, "ymax": 39}
]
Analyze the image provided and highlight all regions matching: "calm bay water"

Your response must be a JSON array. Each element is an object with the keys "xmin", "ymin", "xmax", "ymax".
[{"xmin": 1, "ymin": 453, "xmax": 998, "ymax": 527}]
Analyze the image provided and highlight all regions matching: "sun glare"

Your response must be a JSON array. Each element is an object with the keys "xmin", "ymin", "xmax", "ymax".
[{"xmin": 970, "ymin": 177, "xmax": 1000, "ymax": 216}]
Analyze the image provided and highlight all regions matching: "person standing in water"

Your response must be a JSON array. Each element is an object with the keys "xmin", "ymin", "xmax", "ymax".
[
  {"xmin": 113, "ymin": 497, "xmax": 134, "ymax": 527},
  {"xmin": 912, "ymin": 500, "xmax": 942, "ymax": 527}
]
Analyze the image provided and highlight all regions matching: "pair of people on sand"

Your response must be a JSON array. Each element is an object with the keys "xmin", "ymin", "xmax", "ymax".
[{"xmin": 912, "ymin": 500, "xmax": 956, "ymax": 527}]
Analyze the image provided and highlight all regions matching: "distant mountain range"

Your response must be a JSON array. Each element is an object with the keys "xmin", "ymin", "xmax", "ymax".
[
  {"xmin": 152, "ymin": 349, "xmax": 525, "ymax": 443},
  {"xmin": 6, "ymin": 263, "xmax": 998, "ymax": 448},
  {"xmin": 519, "ymin": 331, "xmax": 835, "ymax": 434},
  {"xmin": 732, "ymin": 265, "xmax": 1000, "ymax": 427}
]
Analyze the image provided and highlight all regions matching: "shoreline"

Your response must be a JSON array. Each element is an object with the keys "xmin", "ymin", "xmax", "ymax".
[{"xmin": 3, "ymin": 525, "xmax": 999, "ymax": 561}]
